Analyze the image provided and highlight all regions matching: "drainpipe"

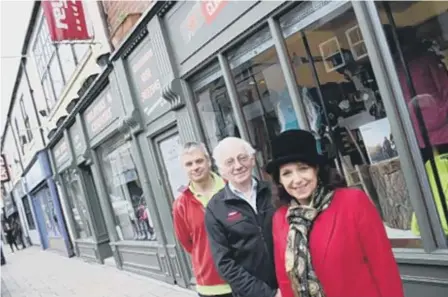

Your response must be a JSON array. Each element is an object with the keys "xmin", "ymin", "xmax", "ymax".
[{"xmin": 21, "ymin": 59, "xmax": 46, "ymax": 147}]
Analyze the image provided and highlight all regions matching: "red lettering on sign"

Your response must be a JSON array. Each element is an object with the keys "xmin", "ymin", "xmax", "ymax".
[{"xmin": 201, "ymin": 0, "xmax": 227, "ymax": 24}]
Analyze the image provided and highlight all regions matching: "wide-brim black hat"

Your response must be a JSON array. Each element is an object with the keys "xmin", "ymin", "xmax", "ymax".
[{"xmin": 266, "ymin": 129, "xmax": 325, "ymax": 174}]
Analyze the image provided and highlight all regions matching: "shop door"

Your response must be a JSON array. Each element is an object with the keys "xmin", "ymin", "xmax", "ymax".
[{"xmin": 152, "ymin": 128, "xmax": 193, "ymax": 288}]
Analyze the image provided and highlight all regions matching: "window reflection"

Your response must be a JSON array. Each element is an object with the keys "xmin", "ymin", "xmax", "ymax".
[
  {"xmin": 194, "ymin": 75, "xmax": 241, "ymax": 151},
  {"xmin": 282, "ymin": 4, "xmax": 421, "ymax": 247},
  {"xmin": 62, "ymin": 170, "xmax": 92, "ymax": 239},
  {"xmin": 40, "ymin": 187, "xmax": 61, "ymax": 237},
  {"xmin": 100, "ymin": 140, "xmax": 157, "ymax": 241},
  {"xmin": 377, "ymin": 1, "xmax": 448, "ymax": 238}
]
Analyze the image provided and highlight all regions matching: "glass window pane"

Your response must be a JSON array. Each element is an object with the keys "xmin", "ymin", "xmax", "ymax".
[
  {"xmin": 40, "ymin": 187, "xmax": 61, "ymax": 237},
  {"xmin": 377, "ymin": 1, "xmax": 448, "ymax": 239},
  {"xmin": 49, "ymin": 56, "xmax": 65, "ymax": 99},
  {"xmin": 194, "ymin": 76, "xmax": 239, "ymax": 151},
  {"xmin": 100, "ymin": 140, "xmax": 157, "ymax": 241},
  {"xmin": 22, "ymin": 197, "xmax": 36, "ymax": 230},
  {"xmin": 58, "ymin": 44, "xmax": 77, "ymax": 81},
  {"xmin": 283, "ymin": 4, "xmax": 422, "ymax": 247},
  {"xmin": 42, "ymin": 73, "xmax": 56, "ymax": 110},
  {"xmin": 229, "ymin": 33, "xmax": 299, "ymax": 181},
  {"xmin": 73, "ymin": 44, "xmax": 89, "ymax": 63},
  {"xmin": 62, "ymin": 170, "xmax": 92, "ymax": 239}
]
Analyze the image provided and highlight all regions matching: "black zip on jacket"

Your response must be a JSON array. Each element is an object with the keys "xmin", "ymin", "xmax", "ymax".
[{"xmin": 205, "ymin": 180, "xmax": 278, "ymax": 297}]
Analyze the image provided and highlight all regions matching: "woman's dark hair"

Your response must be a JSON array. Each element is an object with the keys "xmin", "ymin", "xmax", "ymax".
[{"xmin": 271, "ymin": 161, "xmax": 347, "ymax": 208}]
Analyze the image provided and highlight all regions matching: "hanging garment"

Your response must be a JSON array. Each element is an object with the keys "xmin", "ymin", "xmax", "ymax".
[{"xmin": 397, "ymin": 53, "xmax": 448, "ymax": 148}]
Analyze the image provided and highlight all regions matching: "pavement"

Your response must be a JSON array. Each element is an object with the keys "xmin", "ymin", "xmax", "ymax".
[{"xmin": 0, "ymin": 246, "xmax": 196, "ymax": 297}]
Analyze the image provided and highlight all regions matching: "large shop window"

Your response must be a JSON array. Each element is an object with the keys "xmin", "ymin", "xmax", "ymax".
[
  {"xmin": 228, "ymin": 26, "xmax": 300, "ymax": 180},
  {"xmin": 22, "ymin": 196, "xmax": 36, "ymax": 230},
  {"xmin": 376, "ymin": 1, "xmax": 448, "ymax": 239},
  {"xmin": 194, "ymin": 70, "xmax": 238, "ymax": 153},
  {"xmin": 61, "ymin": 170, "xmax": 92, "ymax": 239},
  {"xmin": 40, "ymin": 187, "xmax": 61, "ymax": 237},
  {"xmin": 100, "ymin": 139, "xmax": 157, "ymax": 241},
  {"xmin": 281, "ymin": 3, "xmax": 421, "ymax": 247}
]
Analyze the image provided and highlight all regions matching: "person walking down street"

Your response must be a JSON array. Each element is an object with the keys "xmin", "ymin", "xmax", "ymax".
[
  {"xmin": 266, "ymin": 129, "xmax": 404, "ymax": 297},
  {"xmin": 173, "ymin": 142, "xmax": 232, "ymax": 297},
  {"xmin": 205, "ymin": 137, "xmax": 279, "ymax": 297},
  {"xmin": 12, "ymin": 219, "xmax": 25, "ymax": 249},
  {"xmin": 4, "ymin": 223, "xmax": 19, "ymax": 253}
]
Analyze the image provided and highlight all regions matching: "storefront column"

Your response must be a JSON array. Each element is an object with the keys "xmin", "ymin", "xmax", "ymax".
[
  {"xmin": 89, "ymin": 150, "xmax": 123, "ymax": 267},
  {"xmin": 268, "ymin": 17, "xmax": 310, "ymax": 131},
  {"xmin": 217, "ymin": 53, "xmax": 251, "ymax": 142},
  {"xmin": 352, "ymin": 1, "xmax": 447, "ymax": 250},
  {"xmin": 49, "ymin": 135, "xmax": 78, "ymax": 248}
]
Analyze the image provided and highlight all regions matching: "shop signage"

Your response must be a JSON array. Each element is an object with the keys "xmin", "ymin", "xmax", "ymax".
[
  {"xmin": 165, "ymin": 0, "xmax": 256, "ymax": 63},
  {"xmin": 1, "ymin": 154, "xmax": 10, "ymax": 182},
  {"xmin": 3, "ymin": 193, "xmax": 17, "ymax": 218},
  {"xmin": 42, "ymin": 0, "xmax": 90, "ymax": 42},
  {"xmin": 84, "ymin": 88, "xmax": 117, "ymax": 139},
  {"xmin": 53, "ymin": 137, "xmax": 70, "ymax": 168},
  {"xmin": 69, "ymin": 123, "xmax": 85, "ymax": 157},
  {"xmin": 127, "ymin": 38, "xmax": 166, "ymax": 119},
  {"xmin": 25, "ymin": 158, "xmax": 45, "ymax": 191}
]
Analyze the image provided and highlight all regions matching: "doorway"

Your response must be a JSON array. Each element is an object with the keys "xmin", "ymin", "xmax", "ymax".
[{"xmin": 151, "ymin": 127, "xmax": 193, "ymax": 288}]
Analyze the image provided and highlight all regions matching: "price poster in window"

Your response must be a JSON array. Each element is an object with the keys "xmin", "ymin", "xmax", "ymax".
[{"xmin": 159, "ymin": 134, "xmax": 189, "ymax": 199}]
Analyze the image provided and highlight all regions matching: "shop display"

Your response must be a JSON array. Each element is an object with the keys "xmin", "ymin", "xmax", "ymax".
[
  {"xmin": 159, "ymin": 134, "xmax": 189, "ymax": 199},
  {"xmin": 101, "ymin": 141, "xmax": 157, "ymax": 241},
  {"xmin": 359, "ymin": 118, "xmax": 398, "ymax": 165}
]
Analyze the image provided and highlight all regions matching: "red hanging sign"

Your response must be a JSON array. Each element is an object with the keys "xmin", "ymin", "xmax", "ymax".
[{"xmin": 42, "ymin": 0, "xmax": 90, "ymax": 42}]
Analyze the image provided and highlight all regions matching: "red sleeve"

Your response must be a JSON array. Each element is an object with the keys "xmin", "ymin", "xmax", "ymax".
[
  {"xmin": 355, "ymin": 190, "xmax": 404, "ymax": 297},
  {"xmin": 172, "ymin": 200, "xmax": 193, "ymax": 254},
  {"xmin": 272, "ymin": 208, "xmax": 295, "ymax": 297}
]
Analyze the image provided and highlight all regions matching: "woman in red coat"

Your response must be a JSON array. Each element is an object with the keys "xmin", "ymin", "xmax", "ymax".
[{"xmin": 265, "ymin": 129, "xmax": 404, "ymax": 297}]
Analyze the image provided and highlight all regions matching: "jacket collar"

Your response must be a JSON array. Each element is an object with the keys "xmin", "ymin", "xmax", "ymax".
[{"xmin": 223, "ymin": 178, "xmax": 269, "ymax": 201}]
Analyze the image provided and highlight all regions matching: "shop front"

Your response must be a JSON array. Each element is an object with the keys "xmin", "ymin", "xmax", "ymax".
[
  {"xmin": 155, "ymin": 0, "xmax": 448, "ymax": 295},
  {"xmin": 48, "ymin": 120, "xmax": 112, "ymax": 263},
  {"xmin": 13, "ymin": 172, "xmax": 39, "ymax": 246},
  {"xmin": 9, "ymin": 180, "xmax": 34, "ymax": 247},
  {"xmin": 41, "ymin": 0, "xmax": 447, "ymax": 293},
  {"xmin": 22, "ymin": 150, "xmax": 73, "ymax": 256}
]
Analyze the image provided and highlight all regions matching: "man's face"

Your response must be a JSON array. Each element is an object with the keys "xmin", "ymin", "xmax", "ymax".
[
  {"xmin": 181, "ymin": 148, "xmax": 211, "ymax": 183},
  {"xmin": 219, "ymin": 144, "xmax": 255, "ymax": 186}
]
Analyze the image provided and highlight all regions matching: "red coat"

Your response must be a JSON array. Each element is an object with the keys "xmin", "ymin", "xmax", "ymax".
[
  {"xmin": 272, "ymin": 188, "xmax": 404, "ymax": 297},
  {"xmin": 172, "ymin": 188, "xmax": 227, "ymax": 287}
]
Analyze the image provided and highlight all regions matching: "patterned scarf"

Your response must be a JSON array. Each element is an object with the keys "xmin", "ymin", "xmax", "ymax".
[{"xmin": 285, "ymin": 184, "xmax": 334, "ymax": 297}]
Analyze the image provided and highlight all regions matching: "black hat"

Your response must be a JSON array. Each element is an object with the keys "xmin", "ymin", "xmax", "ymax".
[{"xmin": 266, "ymin": 129, "xmax": 324, "ymax": 174}]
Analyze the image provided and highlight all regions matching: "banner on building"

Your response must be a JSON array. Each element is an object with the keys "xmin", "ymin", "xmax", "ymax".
[
  {"xmin": 1, "ymin": 154, "xmax": 10, "ymax": 182},
  {"xmin": 42, "ymin": 0, "xmax": 90, "ymax": 42}
]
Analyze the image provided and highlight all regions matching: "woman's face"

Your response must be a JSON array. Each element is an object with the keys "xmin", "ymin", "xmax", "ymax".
[{"xmin": 279, "ymin": 162, "xmax": 319, "ymax": 205}]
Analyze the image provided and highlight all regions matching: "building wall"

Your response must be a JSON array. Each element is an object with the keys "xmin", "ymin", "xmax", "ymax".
[
  {"xmin": 101, "ymin": 0, "xmax": 153, "ymax": 48},
  {"xmin": 26, "ymin": 2, "xmax": 112, "ymax": 144}
]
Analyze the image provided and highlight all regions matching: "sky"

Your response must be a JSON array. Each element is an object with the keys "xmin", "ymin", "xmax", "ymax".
[{"xmin": 0, "ymin": 1, "xmax": 34, "ymax": 139}]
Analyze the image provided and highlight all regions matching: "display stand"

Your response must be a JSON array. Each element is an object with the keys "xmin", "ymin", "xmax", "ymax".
[{"xmin": 369, "ymin": 157, "xmax": 412, "ymax": 230}]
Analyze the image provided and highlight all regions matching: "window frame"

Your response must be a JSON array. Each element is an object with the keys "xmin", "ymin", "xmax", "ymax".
[{"xmin": 32, "ymin": 10, "xmax": 90, "ymax": 113}]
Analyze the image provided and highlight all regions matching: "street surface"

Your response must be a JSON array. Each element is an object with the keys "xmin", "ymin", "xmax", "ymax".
[{"xmin": 1, "ymin": 246, "xmax": 196, "ymax": 297}]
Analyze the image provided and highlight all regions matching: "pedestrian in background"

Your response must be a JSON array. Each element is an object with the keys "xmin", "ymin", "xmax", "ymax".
[
  {"xmin": 266, "ymin": 129, "xmax": 404, "ymax": 297},
  {"xmin": 12, "ymin": 218, "xmax": 25, "ymax": 249},
  {"xmin": 205, "ymin": 137, "xmax": 279, "ymax": 297},
  {"xmin": 173, "ymin": 142, "xmax": 232, "ymax": 297},
  {"xmin": 4, "ymin": 223, "xmax": 19, "ymax": 253}
]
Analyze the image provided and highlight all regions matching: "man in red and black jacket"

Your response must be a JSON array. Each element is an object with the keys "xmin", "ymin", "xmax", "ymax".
[{"xmin": 173, "ymin": 142, "xmax": 232, "ymax": 297}]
